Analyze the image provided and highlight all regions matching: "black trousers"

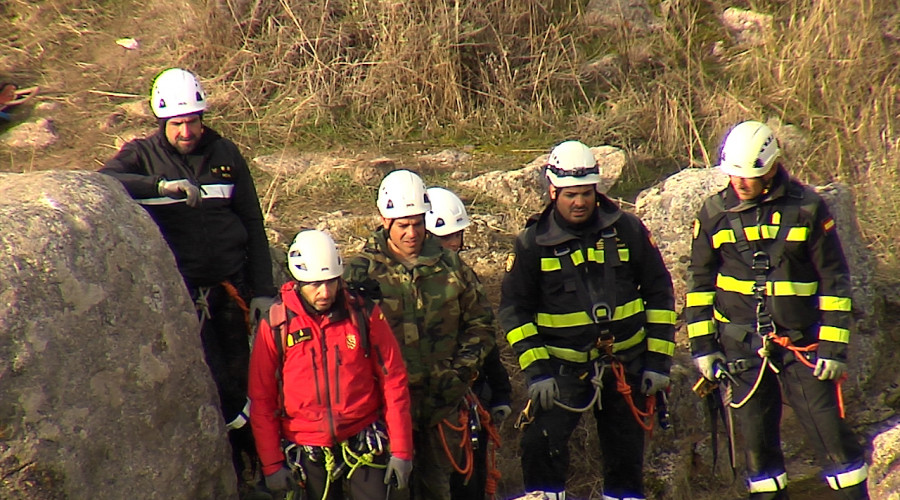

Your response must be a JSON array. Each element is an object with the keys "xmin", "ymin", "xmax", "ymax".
[
  {"xmin": 189, "ymin": 279, "xmax": 258, "ymax": 481},
  {"xmin": 721, "ymin": 334, "xmax": 868, "ymax": 500},
  {"xmin": 520, "ymin": 361, "xmax": 646, "ymax": 498}
]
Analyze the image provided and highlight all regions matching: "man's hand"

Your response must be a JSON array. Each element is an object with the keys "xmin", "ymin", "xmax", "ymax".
[
  {"xmin": 641, "ymin": 370, "xmax": 670, "ymax": 396},
  {"xmin": 813, "ymin": 358, "xmax": 847, "ymax": 381},
  {"xmin": 384, "ymin": 455, "xmax": 413, "ymax": 489},
  {"xmin": 158, "ymin": 179, "xmax": 201, "ymax": 207},
  {"xmin": 249, "ymin": 296, "xmax": 275, "ymax": 329},
  {"xmin": 490, "ymin": 404, "xmax": 512, "ymax": 423},
  {"xmin": 528, "ymin": 377, "xmax": 559, "ymax": 411},
  {"xmin": 694, "ymin": 352, "xmax": 727, "ymax": 381},
  {"xmin": 264, "ymin": 465, "xmax": 293, "ymax": 492}
]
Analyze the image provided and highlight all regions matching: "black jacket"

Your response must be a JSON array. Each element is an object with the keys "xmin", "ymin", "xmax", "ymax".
[
  {"xmin": 499, "ymin": 195, "xmax": 676, "ymax": 383},
  {"xmin": 100, "ymin": 127, "xmax": 275, "ymax": 296},
  {"xmin": 685, "ymin": 166, "xmax": 853, "ymax": 361}
]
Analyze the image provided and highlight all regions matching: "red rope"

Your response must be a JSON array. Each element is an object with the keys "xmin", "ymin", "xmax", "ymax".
[{"xmin": 766, "ymin": 334, "xmax": 846, "ymax": 418}]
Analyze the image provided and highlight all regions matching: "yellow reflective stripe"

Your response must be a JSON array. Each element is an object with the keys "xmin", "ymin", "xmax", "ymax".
[
  {"xmin": 715, "ymin": 274, "xmax": 818, "ymax": 296},
  {"xmin": 819, "ymin": 326, "xmax": 850, "ymax": 344},
  {"xmin": 825, "ymin": 463, "xmax": 868, "ymax": 490},
  {"xmin": 570, "ymin": 250, "xmax": 585, "ymax": 266},
  {"xmin": 688, "ymin": 320, "xmax": 715, "ymax": 338},
  {"xmin": 518, "ymin": 347, "xmax": 550, "ymax": 370},
  {"xmin": 506, "ymin": 322, "xmax": 539, "ymax": 346},
  {"xmin": 819, "ymin": 296, "xmax": 852, "ymax": 312},
  {"xmin": 771, "ymin": 281, "xmax": 817, "ymax": 296},
  {"xmin": 615, "ymin": 298, "xmax": 645, "ymax": 320},
  {"xmin": 647, "ymin": 337, "xmax": 675, "ymax": 356},
  {"xmin": 614, "ymin": 328, "xmax": 646, "ymax": 352},
  {"xmin": 536, "ymin": 311, "xmax": 592, "ymax": 328},
  {"xmin": 713, "ymin": 308, "xmax": 730, "ymax": 322},
  {"xmin": 686, "ymin": 291, "xmax": 715, "ymax": 307},
  {"xmin": 715, "ymin": 274, "xmax": 755, "ymax": 295},
  {"xmin": 619, "ymin": 248, "xmax": 630, "ymax": 261},
  {"xmin": 712, "ymin": 229, "xmax": 735, "ymax": 249},
  {"xmin": 546, "ymin": 346, "xmax": 600, "ymax": 363},
  {"xmin": 646, "ymin": 309, "xmax": 676, "ymax": 325},
  {"xmin": 786, "ymin": 227, "xmax": 809, "ymax": 241},
  {"xmin": 748, "ymin": 472, "xmax": 788, "ymax": 493},
  {"xmin": 712, "ymin": 226, "xmax": 808, "ymax": 247},
  {"xmin": 771, "ymin": 211, "xmax": 781, "ymax": 225},
  {"xmin": 587, "ymin": 247, "xmax": 600, "ymax": 263},
  {"xmin": 541, "ymin": 258, "xmax": 561, "ymax": 271}
]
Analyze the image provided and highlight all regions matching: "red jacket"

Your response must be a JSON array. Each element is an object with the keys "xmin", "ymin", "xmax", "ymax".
[{"xmin": 249, "ymin": 282, "xmax": 413, "ymax": 475}]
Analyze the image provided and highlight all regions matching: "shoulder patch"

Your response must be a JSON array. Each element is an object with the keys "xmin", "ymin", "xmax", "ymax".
[
  {"xmin": 505, "ymin": 252, "xmax": 516, "ymax": 272},
  {"xmin": 823, "ymin": 216, "xmax": 835, "ymax": 233},
  {"xmin": 693, "ymin": 219, "xmax": 700, "ymax": 239}
]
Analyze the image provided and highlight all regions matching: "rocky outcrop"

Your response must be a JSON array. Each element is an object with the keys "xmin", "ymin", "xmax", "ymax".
[
  {"xmin": 0, "ymin": 171, "xmax": 237, "ymax": 499},
  {"xmin": 0, "ymin": 118, "xmax": 59, "ymax": 149}
]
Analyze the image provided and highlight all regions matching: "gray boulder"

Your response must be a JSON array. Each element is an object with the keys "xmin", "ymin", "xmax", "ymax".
[{"xmin": 0, "ymin": 171, "xmax": 237, "ymax": 499}]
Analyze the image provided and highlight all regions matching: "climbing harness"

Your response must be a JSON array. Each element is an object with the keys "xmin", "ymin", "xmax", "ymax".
[{"xmin": 285, "ymin": 422, "xmax": 389, "ymax": 499}]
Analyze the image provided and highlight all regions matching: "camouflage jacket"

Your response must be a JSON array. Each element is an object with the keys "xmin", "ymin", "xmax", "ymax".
[{"xmin": 344, "ymin": 229, "xmax": 496, "ymax": 428}]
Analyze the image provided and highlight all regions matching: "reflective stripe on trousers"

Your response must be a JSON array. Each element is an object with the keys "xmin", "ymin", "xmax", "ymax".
[{"xmin": 748, "ymin": 471, "xmax": 788, "ymax": 493}]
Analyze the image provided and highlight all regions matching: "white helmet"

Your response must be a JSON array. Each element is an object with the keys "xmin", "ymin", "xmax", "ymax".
[
  {"xmin": 425, "ymin": 187, "xmax": 470, "ymax": 236},
  {"xmin": 716, "ymin": 120, "xmax": 781, "ymax": 178},
  {"xmin": 150, "ymin": 68, "xmax": 208, "ymax": 119},
  {"xmin": 287, "ymin": 230, "xmax": 343, "ymax": 282},
  {"xmin": 545, "ymin": 140, "xmax": 601, "ymax": 188},
  {"xmin": 377, "ymin": 170, "xmax": 431, "ymax": 219}
]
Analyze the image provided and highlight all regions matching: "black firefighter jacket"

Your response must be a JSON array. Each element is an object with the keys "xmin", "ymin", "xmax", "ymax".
[
  {"xmin": 499, "ymin": 195, "xmax": 676, "ymax": 383},
  {"xmin": 685, "ymin": 166, "xmax": 853, "ymax": 362},
  {"xmin": 100, "ymin": 126, "xmax": 275, "ymax": 296}
]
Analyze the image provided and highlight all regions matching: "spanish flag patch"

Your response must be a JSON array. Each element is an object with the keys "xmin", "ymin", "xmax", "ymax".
[{"xmin": 823, "ymin": 217, "xmax": 835, "ymax": 233}]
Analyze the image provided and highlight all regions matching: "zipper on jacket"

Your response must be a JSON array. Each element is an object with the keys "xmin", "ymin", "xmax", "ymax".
[
  {"xmin": 318, "ymin": 326, "xmax": 338, "ymax": 443},
  {"xmin": 333, "ymin": 344, "xmax": 342, "ymax": 404},
  {"xmin": 311, "ymin": 350, "xmax": 322, "ymax": 405}
]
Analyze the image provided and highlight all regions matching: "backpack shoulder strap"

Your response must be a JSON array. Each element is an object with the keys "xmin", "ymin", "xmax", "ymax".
[
  {"xmin": 347, "ymin": 290, "xmax": 376, "ymax": 358},
  {"xmin": 266, "ymin": 300, "xmax": 293, "ymax": 415}
]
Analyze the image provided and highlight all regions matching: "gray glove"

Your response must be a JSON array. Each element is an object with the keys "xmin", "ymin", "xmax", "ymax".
[
  {"xmin": 813, "ymin": 358, "xmax": 847, "ymax": 381},
  {"xmin": 641, "ymin": 370, "xmax": 670, "ymax": 396},
  {"xmin": 694, "ymin": 352, "xmax": 727, "ymax": 381},
  {"xmin": 384, "ymin": 455, "xmax": 413, "ymax": 489},
  {"xmin": 490, "ymin": 404, "xmax": 512, "ymax": 423},
  {"xmin": 158, "ymin": 179, "xmax": 201, "ymax": 207},
  {"xmin": 528, "ymin": 377, "xmax": 559, "ymax": 411},
  {"xmin": 249, "ymin": 296, "xmax": 275, "ymax": 327},
  {"xmin": 264, "ymin": 465, "xmax": 293, "ymax": 492}
]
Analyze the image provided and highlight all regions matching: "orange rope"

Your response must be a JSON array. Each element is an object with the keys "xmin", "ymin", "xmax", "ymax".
[
  {"xmin": 438, "ymin": 407, "xmax": 474, "ymax": 479},
  {"xmin": 220, "ymin": 281, "xmax": 250, "ymax": 331},
  {"xmin": 766, "ymin": 334, "xmax": 846, "ymax": 418},
  {"xmin": 611, "ymin": 360, "xmax": 656, "ymax": 433},
  {"xmin": 475, "ymin": 399, "xmax": 502, "ymax": 499}
]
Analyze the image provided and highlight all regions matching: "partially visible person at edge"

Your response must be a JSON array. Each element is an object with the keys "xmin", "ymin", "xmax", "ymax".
[
  {"xmin": 249, "ymin": 229, "xmax": 413, "ymax": 499},
  {"xmin": 499, "ymin": 140, "xmax": 676, "ymax": 500},
  {"xmin": 343, "ymin": 169, "xmax": 496, "ymax": 500},
  {"xmin": 425, "ymin": 186, "xmax": 513, "ymax": 500},
  {"xmin": 99, "ymin": 68, "xmax": 275, "ymax": 499},
  {"xmin": 686, "ymin": 120, "xmax": 869, "ymax": 499},
  {"xmin": 0, "ymin": 81, "xmax": 39, "ymax": 121}
]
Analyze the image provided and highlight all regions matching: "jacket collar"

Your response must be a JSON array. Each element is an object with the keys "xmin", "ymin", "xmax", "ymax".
[{"xmin": 280, "ymin": 281, "xmax": 350, "ymax": 325}]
